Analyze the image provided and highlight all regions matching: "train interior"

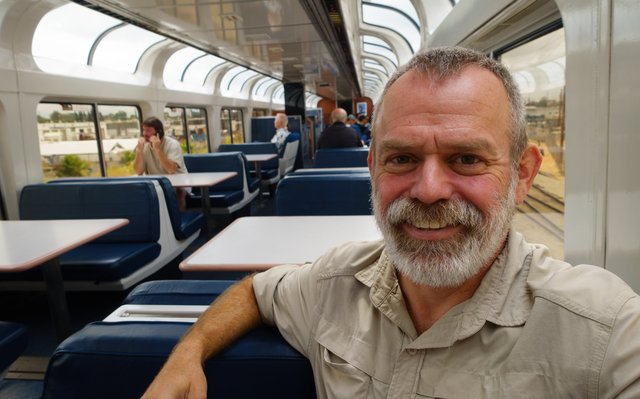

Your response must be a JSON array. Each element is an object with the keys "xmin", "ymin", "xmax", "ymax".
[{"xmin": 1, "ymin": 0, "xmax": 639, "ymax": 397}]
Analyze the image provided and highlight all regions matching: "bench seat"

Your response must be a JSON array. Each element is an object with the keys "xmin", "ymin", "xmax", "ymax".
[{"xmin": 0, "ymin": 321, "xmax": 28, "ymax": 376}]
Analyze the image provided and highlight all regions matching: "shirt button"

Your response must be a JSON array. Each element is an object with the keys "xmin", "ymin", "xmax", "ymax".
[{"xmin": 406, "ymin": 349, "xmax": 417, "ymax": 355}]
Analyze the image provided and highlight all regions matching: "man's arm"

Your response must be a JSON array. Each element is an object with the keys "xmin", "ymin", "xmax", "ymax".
[
  {"xmin": 133, "ymin": 137, "xmax": 146, "ymax": 175},
  {"xmin": 141, "ymin": 276, "xmax": 262, "ymax": 399}
]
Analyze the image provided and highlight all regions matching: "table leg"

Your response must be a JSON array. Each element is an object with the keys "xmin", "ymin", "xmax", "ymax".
[
  {"xmin": 253, "ymin": 160, "xmax": 264, "ymax": 196},
  {"xmin": 200, "ymin": 186, "xmax": 212, "ymax": 236},
  {"xmin": 40, "ymin": 258, "xmax": 72, "ymax": 342}
]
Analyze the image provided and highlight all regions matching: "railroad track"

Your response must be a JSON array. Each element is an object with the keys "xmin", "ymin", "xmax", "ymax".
[{"xmin": 516, "ymin": 183, "xmax": 564, "ymax": 240}]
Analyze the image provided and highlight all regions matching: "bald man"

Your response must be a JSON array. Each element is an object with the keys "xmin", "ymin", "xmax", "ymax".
[{"xmin": 317, "ymin": 108, "xmax": 364, "ymax": 149}]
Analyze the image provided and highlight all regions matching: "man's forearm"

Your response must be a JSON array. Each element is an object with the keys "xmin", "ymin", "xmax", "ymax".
[
  {"xmin": 133, "ymin": 148, "xmax": 145, "ymax": 175},
  {"xmin": 173, "ymin": 276, "xmax": 261, "ymax": 362},
  {"xmin": 155, "ymin": 148, "xmax": 178, "ymax": 174}
]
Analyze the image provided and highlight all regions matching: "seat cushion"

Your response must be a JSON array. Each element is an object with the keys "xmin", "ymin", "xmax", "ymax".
[
  {"xmin": 58, "ymin": 243, "xmax": 161, "ymax": 281},
  {"xmin": 178, "ymin": 211, "xmax": 203, "ymax": 239},
  {"xmin": 124, "ymin": 280, "xmax": 235, "ymax": 305},
  {"xmin": 43, "ymin": 322, "xmax": 315, "ymax": 399},
  {"xmin": 0, "ymin": 321, "xmax": 28, "ymax": 373}
]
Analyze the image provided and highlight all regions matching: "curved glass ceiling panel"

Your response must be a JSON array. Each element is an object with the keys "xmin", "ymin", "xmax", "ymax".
[
  {"xmin": 33, "ymin": 3, "xmax": 121, "ymax": 70},
  {"xmin": 362, "ymin": 3, "xmax": 421, "ymax": 53},
  {"xmin": 163, "ymin": 47, "xmax": 206, "ymax": 90},
  {"xmin": 252, "ymin": 76, "xmax": 280, "ymax": 101},
  {"xmin": 272, "ymin": 84, "xmax": 285, "ymax": 105},
  {"xmin": 93, "ymin": 25, "xmax": 165, "ymax": 74},
  {"xmin": 364, "ymin": 58, "xmax": 388, "ymax": 75},
  {"xmin": 365, "ymin": 0, "xmax": 419, "ymax": 26},
  {"xmin": 220, "ymin": 66, "xmax": 259, "ymax": 98},
  {"xmin": 183, "ymin": 54, "xmax": 226, "ymax": 86},
  {"xmin": 362, "ymin": 35, "xmax": 398, "ymax": 66}
]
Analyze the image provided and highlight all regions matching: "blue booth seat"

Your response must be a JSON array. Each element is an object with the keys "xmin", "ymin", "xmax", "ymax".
[
  {"xmin": 50, "ymin": 176, "xmax": 203, "ymax": 240},
  {"xmin": 314, "ymin": 147, "xmax": 370, "ymax": 168},
  {"xmin": 276, "ymin": 173, "xmax": 372, "ymax": 216},
  {"xmin": 219, "ymin": 142, "xmax": 281, "ymax": 185},
  {"xmin": 0, "ymin": 321, "xmax": 28, "ymax": 377},
  {"xmin": 43, "ymin": 322, "xmax": 315, "ymax": 399},
  {"xmin": 123, "ymin": 279, "xmax": 234, "ymax": 305},
  {"xmin": 184, "ymin": 152, "xmax": 259, "ymax": 215},
  {"xmin": 3, "ymin": 180, "xmax": 184, "ymax": 291}
]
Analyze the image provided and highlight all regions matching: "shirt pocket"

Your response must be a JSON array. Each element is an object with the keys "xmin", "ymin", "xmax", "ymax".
[{"xmin": 314, "ymin": 316, "xmax": 394, "ymax": 398}]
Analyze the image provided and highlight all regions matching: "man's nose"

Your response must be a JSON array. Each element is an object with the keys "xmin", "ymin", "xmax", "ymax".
[{"xmin": 408, "ymin": 159, "xmax": 454, "ymax": 205}]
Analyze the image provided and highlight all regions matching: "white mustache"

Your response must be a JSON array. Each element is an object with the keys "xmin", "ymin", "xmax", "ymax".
[{"xmin": 385, "ymin": 197, "xmax": 484, "ymax": 231}]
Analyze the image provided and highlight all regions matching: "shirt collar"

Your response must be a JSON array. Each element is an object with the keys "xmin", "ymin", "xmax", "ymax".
[{"xmin": 356, "ymin": 227, "xmax": 540, "ymax": 347}]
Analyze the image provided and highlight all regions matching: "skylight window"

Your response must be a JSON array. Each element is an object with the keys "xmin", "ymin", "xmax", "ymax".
[
  {"xmin": 92, "ymin": 25, "xmax": 165, "ymax": 74},
  {"xmin": 362, "ymin": 1, "xmax": 421, "ymax": 53},
  {"xmin": 362, "ymin": 35, "xmax": 398, "ymax": 66}
]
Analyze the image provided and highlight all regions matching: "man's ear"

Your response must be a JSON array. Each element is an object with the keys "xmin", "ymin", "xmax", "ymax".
[{"xmin": 515, "ymin": 144, "xmax": 543, "ymax": 204}]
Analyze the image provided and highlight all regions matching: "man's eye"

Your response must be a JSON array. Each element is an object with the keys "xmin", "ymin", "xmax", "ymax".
[
  {"xmin": 457, "ymin": 154, "xmax": 479, "ymax": 165},
  {"xmin": 391, "ymin": 155, "xmax": 413, "ymax": 164}
]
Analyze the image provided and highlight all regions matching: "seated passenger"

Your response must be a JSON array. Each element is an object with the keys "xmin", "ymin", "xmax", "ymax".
[
  {"xmin": 270, "ymin": 112, "xmax": 290, "ymax": 151},
  {"xmin": 142, "ymin": 47, "xmax": 640, "ymax": 398},
  {"xmin": 317, "ymin": 108, "xmax": 364, "ymax": 149},
  {"xmin": 134, "ymin": 116, "xmax": 189, "ymax": 210}
]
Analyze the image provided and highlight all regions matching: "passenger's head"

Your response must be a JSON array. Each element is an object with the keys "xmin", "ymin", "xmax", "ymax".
[
  {"xmin": 367, "ymin": 46, "xmax": 542, "ymax": 288},
  {"xmin": 357, "ymin": 114, "xmax": 367, "ymax": 123},
  {"xmin": 274, "ymin": 113, "xmax": 288, "ymax": 129},
  {"xmin": 347, "ymin": 114, "xmax": 357, "ymax": 125},
  {"xmin": 142, "ymin": 116, "xmax": 165, "ymax": 141},
  {"xmin": 331, "ymin": 108, "xmax": 348, "ymax": 123},
  {"xmin": 371, "ymin": 47, "xmax": 527, "ymax": 162}
]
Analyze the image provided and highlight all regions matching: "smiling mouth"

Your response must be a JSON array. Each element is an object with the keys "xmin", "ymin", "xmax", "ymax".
[{"xmin": 411, "ymin": 220, "xmax": 452, "ymax": 230}]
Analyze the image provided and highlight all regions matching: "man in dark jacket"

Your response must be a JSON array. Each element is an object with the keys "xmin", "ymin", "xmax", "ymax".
[{"xmin": 317, "ymin": 108, "xmax": 364, "ymax": 148}]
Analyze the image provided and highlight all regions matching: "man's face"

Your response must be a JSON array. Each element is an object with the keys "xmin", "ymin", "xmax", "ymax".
[
  {"xmin": 142, "ymin": 125, "xmax": 157, "ymax": 142},
  {"xmin": 369, "ymin": 66, "xmax": 529, "ymax": 288}
]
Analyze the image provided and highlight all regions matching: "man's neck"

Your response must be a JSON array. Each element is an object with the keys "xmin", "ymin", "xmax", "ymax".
[{"xmin": 398, "ymin": 243, "xmax": 506, "ymax": 335}]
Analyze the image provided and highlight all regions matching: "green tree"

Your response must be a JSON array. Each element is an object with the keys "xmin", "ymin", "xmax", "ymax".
[
  {"xmin": 55, "ymin": 154, "xmax": 89, "ymax": 177},
  {"xmin": 120, "ymin": 150, "xmax": 135, "ymax": 165}
]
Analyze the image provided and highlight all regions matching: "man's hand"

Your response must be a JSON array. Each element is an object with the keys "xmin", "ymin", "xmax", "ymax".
[
  {"xmin": 141, "ymin": 350, "xmax": 207, "ymax": 399},
  {"xmin": 138, "ymin": 136, "xmax": 146, "ymax": 148},
  {"xmin": 149, "ymin": 135, "xmax": 162, "ymax": 152}
]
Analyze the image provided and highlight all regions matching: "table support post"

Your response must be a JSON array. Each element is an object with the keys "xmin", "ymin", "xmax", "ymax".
[
  {"xmin": 201, "ymin": 188, "xmax": 212, "ymax": 236},
  {"xmin": 41, "ymin": 259, "xmax": 72, "ymax": 342}
]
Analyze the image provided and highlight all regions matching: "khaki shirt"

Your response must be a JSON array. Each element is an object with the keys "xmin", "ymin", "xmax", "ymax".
[
  {"xmin": 140, "ymin": 136, "xmax": 187, "ymax": 175},
  {"xmin": 253, "ymin": 230, "xmax": 640, "ymax": 398}
]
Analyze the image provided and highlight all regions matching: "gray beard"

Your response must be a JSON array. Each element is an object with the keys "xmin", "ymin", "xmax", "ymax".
[{"xmin": 372, "ymin": 176, "xmax": 517, "ymax": 288}]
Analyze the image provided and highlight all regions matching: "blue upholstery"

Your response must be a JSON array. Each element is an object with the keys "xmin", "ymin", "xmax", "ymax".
[
  {"xmin": 184, "ymin": 152, "xmax": 258, "ymax": 213},
  {"xmin": 219, "ymin": 143, "xmax": 280, "ymax": 180},
  {"xmin": 124, "ymin": 280, "xmax": 234, "ymax": 305},
  {"xmin": 14, "ymin": 182, "xmax": 162, "ymax": 284},
  {"xmin": 0, "ymin": 321, "xmax": 28, "ymax": 374},
  {"xmin": 276, "ymin": 173, "xmax": 372, "ymax": 216},
  {"xmin": 20, "ymin": 182, "xmax": 160, "ymax": 243},
  {"xmin": 292, "ymin": 167, "xmax": 369, "ymax": 175},
  {"xmin": 314, "ymin": 148, "xmax": 369, "ymax": 168},
  {"xmin": 50, "ymin": 177, "xmax": 203, "ymax": 240},
  {"xmin": 43, "ymin": 322, "xmax": 316, "ymax": 399}
]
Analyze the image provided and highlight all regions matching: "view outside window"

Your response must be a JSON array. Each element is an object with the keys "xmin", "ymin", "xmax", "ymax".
[
  {"xmin": 186, "ymin": 108, "xmax": 209, "ymax": 154},
  {"xmin": 220, "ymin": 108, "xmax": 245, "ymax": 144},
  {"xmin": 38, "ymin": 103, "xmax": 102, "ymax": 180},
  {"xmin": 164, "ymin": 107, "xmax": 187, "ymax": 151},
  {"xmin": 98, "ymin": 105, "xmax": 141, "ymax": 176},
  {"xmin": 501, "ymin": 28, "xmax": 566, "ymax": 259},
  {"xmin": 38, "ymin": 103, "xmax": 142, "ymax": 180},
  {"xmin": 252, "ymin": 108, "xmax": 269, "ymax": 117},
  {"xmin": 164, "ymin": 106, "xmax": 210, "ymax": 153}
]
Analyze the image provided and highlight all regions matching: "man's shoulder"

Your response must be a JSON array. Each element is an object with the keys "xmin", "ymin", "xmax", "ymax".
[
  {"xmin": 313, "ymin": 240, "xmax": 385, "ymax": 280},
  {"xmin": 529, "ymin": 257, "xmax": 638, "ymax": 326}
]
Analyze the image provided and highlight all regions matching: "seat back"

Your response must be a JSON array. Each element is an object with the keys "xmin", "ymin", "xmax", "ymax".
[
  {"xmin": 183, "ymin": 152, "xmax": 245, "ymax": 192},
  {"xmin": 0, "ymin": 321, "xmax": 28, "ymax": 376},
  {"xmin": 279, "ymin": 140, "xmax": 299, "ymax": 176},
  {"xmin": 314, "ymin": 148, "xmax": 369, "ymax": 168},
  {"xmin": 43, "ymin": 322, "xmax": 315, "ymax": 399},
  {"xmin": 20, "ymin": 182, "xmax": 160, "ymax": 243},
  {"xmin": 276, "ymin": 173, "xmax": 372, "ymax": 216},
  {"xmin": 49, "ymin": 176, "xmax": 201, "ymax": 240}
]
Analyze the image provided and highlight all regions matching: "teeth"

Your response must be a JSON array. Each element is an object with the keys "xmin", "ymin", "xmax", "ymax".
[{"xmin": 413, "ymin": 220, "xmax": 447, "ymax": 229}]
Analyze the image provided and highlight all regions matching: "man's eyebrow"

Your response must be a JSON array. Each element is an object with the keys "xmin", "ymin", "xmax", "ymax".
[{"xmin": 379, "ymin": 137, "xmax": 499, "ymax": 156}]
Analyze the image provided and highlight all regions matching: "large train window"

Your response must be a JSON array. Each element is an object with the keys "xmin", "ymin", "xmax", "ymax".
[
  {"xmin": 163, "ymin": 106, "xmax": 210, "ymax": 154},
  {"xmin": 220, "ymin": 108, "xmax": 245, "ymax": 144},
  {"xmin": 37, "ymin": 102, "xmax": 142, "ymax": 180},
  {"xmin": 500, "ymin": 28, "xmax": 565, "ymax": 259}
]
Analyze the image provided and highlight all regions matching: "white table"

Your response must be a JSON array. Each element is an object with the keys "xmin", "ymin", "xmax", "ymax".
[
  {"xmin": 244, "ymin": 153, "xmax": 278, "ymax": 182},
  {"xmin": 180, "ymin": 215, "xmax": 381, "ymax": 273},
  {"xmin": 162, "ymin": 172, "xmax": 237, "ymax": 235},
  {"xmin": 0, "ymin": 219, "xmax": 129, "ymax": 341}
]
